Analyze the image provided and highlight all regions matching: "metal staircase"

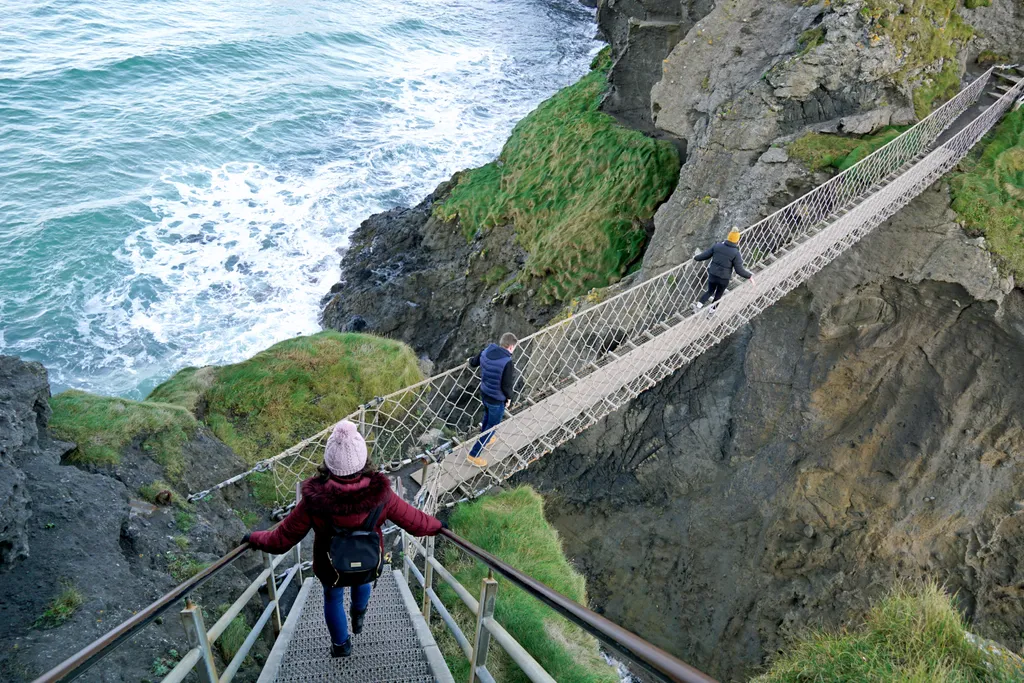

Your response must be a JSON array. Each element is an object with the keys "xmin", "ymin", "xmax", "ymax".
[{"xmin": 258, "ymin": 570, "xmax": 452, "ymax": 683}]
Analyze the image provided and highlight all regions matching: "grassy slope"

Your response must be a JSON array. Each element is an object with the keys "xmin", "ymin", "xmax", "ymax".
[
  {"xmin": 433, "ymin": 487, "xmax": 617, "ymax": 683},
  {"xmin": 435, "ymin": 49, "xmax": 680, "ymax": 304},
  {"xmin": 950, "ymin": 107, "xmax": 1024, "ymax": 281},
  {"xmin": 787, "ymin": 126, "xmax": 908, "ymax": 172},
  {"xmin": 48, "ymin": 390, "xmax": 199, "ymax": 481},
  {"xmin": 754, "ymin": 583, "xmax": 1021, "ymax": 682},
  {"xmin": 148, "ymin": 331, "xmax": 422, "ymax": 466}
]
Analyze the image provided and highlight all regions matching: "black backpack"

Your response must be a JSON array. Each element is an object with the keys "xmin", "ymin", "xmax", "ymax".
[{"xmin": 328, "ymin": 503, "xmax": 385, "ymax": 587}]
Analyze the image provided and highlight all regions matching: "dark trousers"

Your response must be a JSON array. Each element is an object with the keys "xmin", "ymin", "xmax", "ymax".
[
  {"xmin": 470, "ymin": 399, "xmax": 505, "ymax": 457},
  {"xmin": 699, "ymin": 275, "xmax": 730, "ymax": 305}
]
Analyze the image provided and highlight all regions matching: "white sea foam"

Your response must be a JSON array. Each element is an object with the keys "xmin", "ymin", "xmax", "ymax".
[
  {"xmin": 1, "ymin": 0, "xmax": 599, "ymax": 398},
  {"xmin": 113, "ymin": 37, "xmax": 598, "ymax": 393}
]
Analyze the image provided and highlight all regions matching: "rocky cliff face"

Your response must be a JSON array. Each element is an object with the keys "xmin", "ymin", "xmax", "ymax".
[
  {"xmin": 0, "ymin": 357, "xmax": 270, "ymax": 682},
  {"xmin": 320, "ymin": 183, "xmax": 554, "ymax": 369},
  {"xmin": 517, "ymin": 184, "xmax": 1024, "ymax": 679}
]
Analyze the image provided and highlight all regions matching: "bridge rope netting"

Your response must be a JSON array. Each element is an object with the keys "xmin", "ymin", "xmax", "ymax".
[{"xmin": 191, "ymin": 67, "xmax": 1022, "ymax": 515}]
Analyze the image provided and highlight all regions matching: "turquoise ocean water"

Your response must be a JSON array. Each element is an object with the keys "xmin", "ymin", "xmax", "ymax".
[{"xmin": 0, "ymin": 0, "xmax": 598, "ymax": 398}]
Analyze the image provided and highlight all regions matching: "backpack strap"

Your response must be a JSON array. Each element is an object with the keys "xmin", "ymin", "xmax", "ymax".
[{"xmin": 362, "ymin": 502, "xmax": 386, "ymax": 532}]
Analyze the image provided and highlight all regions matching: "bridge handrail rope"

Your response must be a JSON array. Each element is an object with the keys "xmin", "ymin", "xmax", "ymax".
[
  {"xmin": 191, "ymin": 66, "xmax": 1014, "ymax": 514},
  {"xmin": 403, "ymin": 529, "xmax": 718, "ymax": 683},
  {"xmin": 31, "ymin": 522, "xmax": 303, "ymax": 683}
]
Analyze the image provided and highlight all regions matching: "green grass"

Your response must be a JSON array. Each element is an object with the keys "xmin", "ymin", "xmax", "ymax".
[
  {"xmin": 798, "ymin": 27, "xmax": 826, "ymax": 55},
  {"xmin": 965, "ymin": 0, "xmax": 991, "ymax": 7},
  {"xmin": 788, "ymin": 126, "xmax": 908, "ymax": 172},
  {"xmin": 49, "ymin": 390, "xmax": 199, "ymax": 481},
  {"xmin": 433, "ymin": 487, "xmax": 617, "ymax": 683},
  {"xmin": 166, "ymin": 552, "xmax": 208, "ymax": 583},
  {"xmin": 213, "ymin": 606, "xmax": 250, "ymax": 664},
  {"xmin": 950, "ymin": 107, "xmax": 1024, "ymax": 281},
  {"xmin": 912, "ymin": 62, "xmax": 962, "ymax": 120},
  {"xmin": 33, "ymin": 580, "xmax": 84, "ymax": 629},
  {"xmin": 434, "ymin": 48, "xmax": 680, "ymax": 303},
  {"xmin": 858, "ymin": 0, "xmax": 974, "ymax": 116},
  {"xmin": 235, "ymin": 508, "xmax": 261, "ymax": 527},
  {"xmin": 175, "ymin": 509, "xmax": 196, "ymax": 533},
  {"xmin": 977, "ymin": 51, "xmax": 1010, "ymax": 66},
  {"xmin": 754, "ymin": 582, "xmax": 1021, "ymax": 682},
  {"xmin": 148, "ymin": 331, "xmax": 422, "ymax": 467}
]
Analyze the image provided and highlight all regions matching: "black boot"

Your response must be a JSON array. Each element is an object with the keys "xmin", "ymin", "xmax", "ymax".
[
  {"xmin": 330, "ymin": 639, "xmax": 352, "ymax": 658},
  {"xmin": 351, "ymin": 608, "xmax": 367, "ymax": 635}
]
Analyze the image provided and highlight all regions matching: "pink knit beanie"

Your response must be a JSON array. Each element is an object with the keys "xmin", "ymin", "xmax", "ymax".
[{"xmin": 324, "ymin": 420, "xmax": 368, "ymax": 477}]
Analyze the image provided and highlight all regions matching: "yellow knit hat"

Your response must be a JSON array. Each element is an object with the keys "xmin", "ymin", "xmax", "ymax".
[{"xmin": 727, "ymin": 229, "xmax": 741, "ymax": 244}]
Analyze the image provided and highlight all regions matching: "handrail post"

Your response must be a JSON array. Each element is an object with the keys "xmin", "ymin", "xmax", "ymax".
[
  {"xmin": 403, "ymin": 531, "xmax": 411, "ymax": 584},
  {"xmin": 468, "ymin": 576, "xmax": 498, "ymax": 683},
  {"xmin": 180, "ymin": 599, "xmax": 218, "ymax": 683},
  {"xmin": 294, "ymin": 481, "xmax": 304, "ymax": 585},
  {"xmin": 263, "ymin": 552, "xmax": 283, "ymax": 637},
  {"xmin": 422, "ymin": 536, "xmax": 435, "ymax": 621}
]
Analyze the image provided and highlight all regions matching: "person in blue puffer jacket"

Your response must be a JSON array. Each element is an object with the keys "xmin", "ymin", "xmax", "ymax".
[{"xmin": 466, "ymin": 332, "xmax": 518, "ymax": 466}]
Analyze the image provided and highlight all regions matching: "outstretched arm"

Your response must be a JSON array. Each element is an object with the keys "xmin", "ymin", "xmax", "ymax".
[
  {"xmin": 247, "ymin": 499, "xmax": 313, "ymax": 554},
  {"xmin": 386, "ymin": 492, "xmax": 442, "ymax": 537},
  {"xmin": 734, "ymin": 252, "xmax": 753, "ymax": 279},
  {"xmin": 694, "ymin": 246, "xmax": 714, "ymax": 262}
]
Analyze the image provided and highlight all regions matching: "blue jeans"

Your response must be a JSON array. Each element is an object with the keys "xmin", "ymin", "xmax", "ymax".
[
  {"xmin": 323, "ymin": 583, "xmax": 372, "ymax": 645},
  {"xmin": 469, "ymin": 400, "xmax": 505, "ymax": 457}
]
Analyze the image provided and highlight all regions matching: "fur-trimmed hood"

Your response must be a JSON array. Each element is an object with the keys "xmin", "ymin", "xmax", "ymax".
[{"xmin": 300, "ymin": 471, "xmax": 391, "ymax": 517}]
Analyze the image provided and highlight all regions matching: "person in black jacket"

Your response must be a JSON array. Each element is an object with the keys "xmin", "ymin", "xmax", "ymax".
[
  {"xmin": 693, "ymin": 229, "xmax": 754, "ymax": 310},
  {"xmin": 466, "ymin": 332, "xmax": 518, "ymax": 466}
]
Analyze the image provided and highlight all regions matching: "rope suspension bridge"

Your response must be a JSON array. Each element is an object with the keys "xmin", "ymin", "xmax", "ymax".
[
  {"xmin": 34, "ymin": 67, "xmax": 1023, "ymax": 683},
  {"xmin": 192, "ymin": 65, "xmax": 1024, "ymax": 516}
]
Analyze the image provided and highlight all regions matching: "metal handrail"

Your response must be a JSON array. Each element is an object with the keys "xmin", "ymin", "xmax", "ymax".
[{"xmin": 426, "ymin": 529, "xmax": 717, "ymax": 683}]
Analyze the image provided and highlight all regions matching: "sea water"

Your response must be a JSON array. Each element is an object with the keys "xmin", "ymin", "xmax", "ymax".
[{"xmin": 0, "ymin": 0, "xmax": 598, "ymax": 397}]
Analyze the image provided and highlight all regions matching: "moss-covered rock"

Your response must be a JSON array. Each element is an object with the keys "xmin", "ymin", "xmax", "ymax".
[
  {"xmin": 754, "ymin": 583, "xmax": 1022, "ymax": 682},
  {"xmin": 787, "ymin": 126, "xmax": 908, "ymax": 172},
  {"xmin": 434, "ymin": 48, "xmax": 680, "ymax": 304},
  {"xmin": 148, "ymin": 331, "xmax": 422, "ymax": 466},
  {"xmin": 950, "ymin": 107, "xmax": 1024, "ymax": 281},
  {"xmin": 49, "ymin": 390, "xmax": 199, "ymax": 480}
]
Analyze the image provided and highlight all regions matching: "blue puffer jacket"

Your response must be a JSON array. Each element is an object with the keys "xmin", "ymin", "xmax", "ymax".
[
  {"xmin": 694, "ymin": 241, "xmax": 753, "ymax": 281},
  {"xmin": 470, "ymin": 344, "xmax": 514, "ymax": 404}
]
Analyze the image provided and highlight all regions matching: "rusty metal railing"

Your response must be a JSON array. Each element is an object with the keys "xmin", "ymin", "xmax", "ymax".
[{"xmin": 403, "ymin": 529, "xmax": 718, "ymax": 683}]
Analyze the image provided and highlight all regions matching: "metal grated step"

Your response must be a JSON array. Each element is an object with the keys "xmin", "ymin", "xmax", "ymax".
[{"xmin": 269, "ymin": 570, "xmax": 436, "ymax": 682}]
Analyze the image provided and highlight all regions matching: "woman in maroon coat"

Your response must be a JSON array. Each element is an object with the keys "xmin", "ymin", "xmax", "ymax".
[{"xmin": 245, "ymin": 420, "xmax": 442, "ymax": 658}]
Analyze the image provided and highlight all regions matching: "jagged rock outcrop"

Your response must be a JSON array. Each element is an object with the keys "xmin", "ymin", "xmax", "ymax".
[
  {"xmin": 320, "ymin": 185, "xmax": 554, "ymax": 368},
  {"xmin": 0, "ymin": 357, "xmax": 53, "ymax": 568},
  {"xmin": 517, "ymin": 185, "xmax": 1024, "ymax": 680},
  {"xmin": 596, "ymin": 0, "xmax": 714, "ymax": 133},
  {"xmin": 0, "ymin": 357, "xmax": 271, "ymax": 682}
]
